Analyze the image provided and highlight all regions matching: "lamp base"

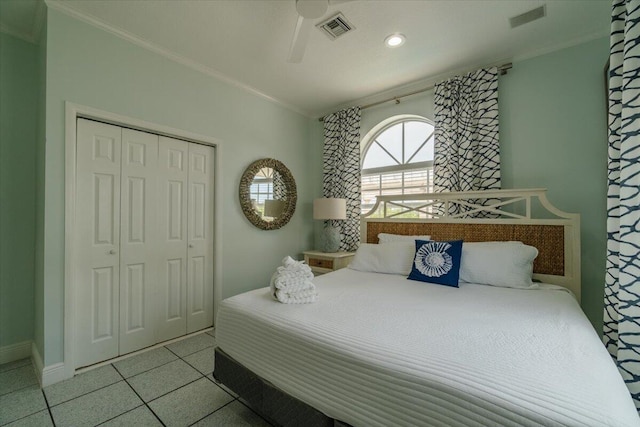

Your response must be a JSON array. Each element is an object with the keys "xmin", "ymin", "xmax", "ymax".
[{"xmin": 319, "ymin": 224, "xmax": 342, "ymax": 253}]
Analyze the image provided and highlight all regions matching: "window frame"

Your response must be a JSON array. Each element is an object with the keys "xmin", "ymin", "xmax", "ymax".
[
  {"xmin": 361, "ymin": 116, "xmax": 434, "ymax": 176},
  {"xmin": 360, "ymin": 116, "xmax": 435, "ymax": 213}
]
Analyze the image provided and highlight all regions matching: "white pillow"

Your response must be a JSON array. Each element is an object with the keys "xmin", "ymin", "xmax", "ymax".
[
  {"xmin": 378, "ymin": 233, "xmax": 431, "ymax": 244},
  {"xmin": 459, "ymin": 241, "xmax": 539, "ymax": 289},
  {"xmin": 349, "ymin": 242, "xmax": 415, "ymax": 275}
]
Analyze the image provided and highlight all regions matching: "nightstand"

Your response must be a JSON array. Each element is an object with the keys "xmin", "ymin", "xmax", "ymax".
[{"xmin": 303, "ymin": 251, "xmax": 355, "ymax": 276}]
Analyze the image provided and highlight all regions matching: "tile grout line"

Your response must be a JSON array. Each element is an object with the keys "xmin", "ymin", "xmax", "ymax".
[
  {"xmin": 114, "ymin": 365, "xmax": 167, "ymax": 427},
  {"xmin": 44, "ymin": 375, "xmax": 123, "ymax": 408},
  {"xmin": 179, "ymin": 349, "xmax": 215, "ymax": 376},
  {"xmin": 113, "ymin": 362, "xmax": 167, "ymax": 427},
  {"xmin": 164, "ymin": 343, "xmax": 216, "ymax": 360},
  {"xmin": 186, "ymin": 399, "xmax": 237, "ymax": 426},
  {"xmin": 139, "ymin": 376, "xmax": 206, "ymax": 426},
  {"xmin": 0, "ymin": 361, "xmax": 32, "ymax": 375},
  {"xmin": 41, "ymin": 387, "xmax": 57, "ymax": 427},
  {"xmin": 0, "ymin": 388, "xmax": 53, "ymax": 426},
  {"xmin": 114, "ymin": 352, "xmax": 180, "ymax": 381},
  {"xmin": 133, "ymin": 372, "xmax": 206, "ymax": 405},
  {"xmin": 167, "ymin": 341, "xmax": 217, "ymax": 380},
  {"xmin": 0, "ymin": 381, "xmax": 40, "ymax": 399}
]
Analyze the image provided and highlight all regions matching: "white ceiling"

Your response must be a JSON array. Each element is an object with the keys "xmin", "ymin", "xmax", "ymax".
[{"xmin": 2, "ymin": 0, "xmax": 610, "ymax": 117}]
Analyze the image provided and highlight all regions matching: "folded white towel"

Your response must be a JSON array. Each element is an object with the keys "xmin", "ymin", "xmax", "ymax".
[
  {"xmin": 277, "ymin": 264, "xmax": 312, "ymax": 275},
  {"xmin": 275, "ymin": 287, "xmax": 318, "ymax": 304},
  {"xmin": 279, "ymin": 256, "xmax": 313, "ymax": 274},
  {"xmin": 270, "ymin": 273, "xmax": 314, "ymax": 294},
  {"xmin": 274, "ymin": 268, "xmax": 313, "ymax": 284},
  {"xmin": 275, "ymin": 279, "xmax": 315, "ymax": 292},
  {"xmin": 270, "ymin": 256, "xmax": 318, "ymax": 304}
]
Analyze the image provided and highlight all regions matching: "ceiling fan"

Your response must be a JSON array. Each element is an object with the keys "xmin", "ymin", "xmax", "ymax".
[{"xmin": 288, "ymin": 0, "xmax": 354, "ymax": 63}]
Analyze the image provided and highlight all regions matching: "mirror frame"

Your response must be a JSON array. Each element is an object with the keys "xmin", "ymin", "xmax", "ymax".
[{"xmin": 239, "ymin": 158, "xmax": 297, "ymax": 230}]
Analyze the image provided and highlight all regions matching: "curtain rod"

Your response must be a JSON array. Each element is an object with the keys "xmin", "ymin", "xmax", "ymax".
[{"xmin": 318, "ymin": 63, "xmax": 512, "ymax": 122}]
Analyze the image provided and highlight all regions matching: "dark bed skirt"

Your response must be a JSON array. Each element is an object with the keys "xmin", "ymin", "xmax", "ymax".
[{"xmin": 213, "ymin": 348, "xmax": 351, "ymax": 427}]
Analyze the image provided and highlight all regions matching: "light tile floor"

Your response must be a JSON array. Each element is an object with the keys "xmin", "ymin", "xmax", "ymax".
[{"xmin": 0, "ymin": 331, "xmax": 272, "ymax": 427}]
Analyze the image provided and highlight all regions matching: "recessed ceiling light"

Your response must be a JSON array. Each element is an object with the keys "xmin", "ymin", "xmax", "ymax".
[{"xmin": 385, "ymin": 33, "xmax": 405, "ymax": 48}]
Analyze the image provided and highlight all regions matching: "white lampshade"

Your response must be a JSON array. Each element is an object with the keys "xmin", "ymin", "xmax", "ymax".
[
  {"xmin": 264, "ymin": 199, "xmax": 285, "ymax": 217},
  {"xmin": 313, "ymin": 198, "xmax": 347, "ymax": 220}
]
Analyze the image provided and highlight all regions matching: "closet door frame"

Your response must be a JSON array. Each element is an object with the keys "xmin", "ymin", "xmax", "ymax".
[{"xmin": 62, "ymin": 102, "xmax": 222, "ymax": 383}]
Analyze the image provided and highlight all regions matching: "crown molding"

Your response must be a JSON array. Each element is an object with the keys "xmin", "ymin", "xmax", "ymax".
[
  {"xmin": 32, "ymin": 0, "xmax": 46, "ymax": 42},
  {"xmin": 512, "ymin": 29, "xmax": 608, "ymax": 63},
  {"xmin": 44, "ymin": 0, "xmax": 313, "ymax": 118},
  {"xmin": 0, "ymin": 0, "xmax": 45, "ymax": 44},
  {"xmin": 0, "ymin": 23, "xmax": 37, "ymax": 44}
]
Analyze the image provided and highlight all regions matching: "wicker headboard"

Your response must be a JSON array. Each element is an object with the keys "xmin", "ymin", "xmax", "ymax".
[{"xmin": 361, "ymin": 189, "xmax": 581, "ymax": 301}]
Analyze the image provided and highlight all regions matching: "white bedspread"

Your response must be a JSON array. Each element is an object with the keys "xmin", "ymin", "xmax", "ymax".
[{"xmin": 216, "ymin": 268, "xmax": 639, "ymax": 427}]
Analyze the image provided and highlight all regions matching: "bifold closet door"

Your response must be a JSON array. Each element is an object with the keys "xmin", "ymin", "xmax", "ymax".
[
  {"xmin": 118, "ymin": 129, "xmax": 159, "ymax": 355},
  {"xmin": 76, "ymin": 119, "xmax": 122, "ymax": 367},
  {"xmin": 187, "ymin": 143, "xmax": 214, "ymax": 333},
  {"xmin": 75, "ymin": 120, "xmax": 215, "ymax": 366},
  {"xmin": 157, "ymin": 136, "xmax": 189, "ymax": 342}
]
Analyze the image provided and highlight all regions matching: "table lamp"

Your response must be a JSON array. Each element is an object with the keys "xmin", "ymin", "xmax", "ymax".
[{"xmin": 313, "ymin": 198, "xmax": 347, "ymax": 252}]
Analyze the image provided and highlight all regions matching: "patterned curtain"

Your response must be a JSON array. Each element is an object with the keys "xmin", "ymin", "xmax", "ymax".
[
  {"xmin": 433, "ymin": 68, "xmax": 501, "ymax": 216},
  {"xmin": 273, "ymin": 171, "xmax": 286, "ymax": 200},
  {"xmin": 323, "ymin": 106, "xmax": 361, "ymax": 251},
  {"xmin": 604, "ymin": 0, "xmax": 640, "ymax": 410}
]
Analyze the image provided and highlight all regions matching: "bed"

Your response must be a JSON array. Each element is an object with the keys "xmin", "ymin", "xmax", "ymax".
[{"xmin": 214, "ymin": 189, "xmax": 639, "ymax": 427}]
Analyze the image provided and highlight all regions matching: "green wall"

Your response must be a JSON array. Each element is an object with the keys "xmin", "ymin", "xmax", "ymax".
[
  {"xmin": 355, "ymin": 37, "xmax": 609, "ymax": 331},
  {"xmin": 500, "ymin": 36, "xmax": 609, "ymax": 333},
  {"xmin": 0, "ymin": 33, "xmax": 38, "ymax": 348},
  {"xmin": 41, "ymin": 9, "xmax": 315, "ymax": 365},
  {"xmin": 34, "ymin": 12, "xmax": 48, "ymax": 359}
]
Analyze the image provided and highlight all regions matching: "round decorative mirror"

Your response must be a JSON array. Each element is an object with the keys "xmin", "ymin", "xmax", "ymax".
[{"xmin": 239, "ymin": 158, "xmax": 297, "ymax": 230}]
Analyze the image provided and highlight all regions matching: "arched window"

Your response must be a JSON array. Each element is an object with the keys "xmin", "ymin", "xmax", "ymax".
[
  {"xmin": 249, "ymin": 167, "xmax": 274, "ymax": 216},
  {"xmin": 361, "ymin": 116, "xmax": 434, "ymax": 213}
]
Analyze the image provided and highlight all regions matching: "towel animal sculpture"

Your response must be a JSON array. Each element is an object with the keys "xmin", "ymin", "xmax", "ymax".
[{"xmin": 270, "ymin": 256, "xmax": 317, "ymax": 304}]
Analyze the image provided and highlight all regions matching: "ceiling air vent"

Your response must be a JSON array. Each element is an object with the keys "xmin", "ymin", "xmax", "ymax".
[
  {"xmin": 509, "ymin": 5, "xmax": 546, "ymax": 29},
  {"xmin": 317, "ymin": 13, "xmax": 355, "ymax": 40}
]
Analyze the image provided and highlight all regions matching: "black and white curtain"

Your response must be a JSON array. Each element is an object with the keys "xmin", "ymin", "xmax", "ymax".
[
  {"xmin": 433, "ymin": 68, "xmax": 501, "ymax": 215},
  {"xmin": 273, "ymin": 171, "xmax": 286, "ymax": 200},
  {"xmin": 323, "ymin": 106, "xmax": 361, "ymax": 252},
  {"xmin": 604, "ymin": 0, "xmax": 640, "ymax": 410}
]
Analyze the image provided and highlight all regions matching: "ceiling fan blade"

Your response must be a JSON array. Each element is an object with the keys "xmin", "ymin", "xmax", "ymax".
[{"xmin": 287, "ymin": 15, "xmax": 313, "ymax": 63}]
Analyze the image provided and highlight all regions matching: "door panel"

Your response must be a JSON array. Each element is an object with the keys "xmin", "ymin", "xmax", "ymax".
[
  {"xmin": 76, "ymin": 119, "xmax": 122, "ymax": 367},
  {"xmin": 92, "ymin": 267, "xmax": 115, "ymax": 341},
  {"xmin": 187, "ymin": 143, "xmax": 214, "ymax": 333},
  {"xmin": 124, "ymin": 263, "xmax": 145, "ymax": 331},
  {"xmin": 157, "ymin": 136, "xmax": 189, "ymax": 341},
  {"xmin": 166, "ymin": 258, "xmax": 183, "ymax": 320},
  {"xmin": 119, "ymin": 128, "xmax": 158, "ymax": 354}
]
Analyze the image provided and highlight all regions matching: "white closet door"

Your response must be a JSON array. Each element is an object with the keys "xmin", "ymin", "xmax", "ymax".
[
  {"xmin": 157, "ymin": 136, "xmax": 189, "ymax": 341},
  {"xmin": 119, "ymin": 129, "xmax": 159, "ymax": 354},
  {"xmin": 186, "ymin": 144, "xmax": 214, "ymax": 333},
  {"xmin": 75, "ymin": 119, "xmax": 122, "ymax": 367}
]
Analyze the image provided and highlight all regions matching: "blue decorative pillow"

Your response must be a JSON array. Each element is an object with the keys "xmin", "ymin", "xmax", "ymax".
[{"xmin": 407, "ymin": 239, "xmax": 463, "ymax": 287}]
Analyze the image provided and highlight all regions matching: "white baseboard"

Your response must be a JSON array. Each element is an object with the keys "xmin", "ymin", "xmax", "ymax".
[
  {"xmin": 42, "ymin": 363, "xmax": 66, "ymax": 387},
  {"xmin": 32, "ymin": 342, "xmax": 44, "ymax": 386},
  {"xmin": 0, "ymin": 340, "xmax": 32, "ymax": 365},
  {"xmin": 31, "ymin": 342, "xmax": 69, "ymax": 387}
]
